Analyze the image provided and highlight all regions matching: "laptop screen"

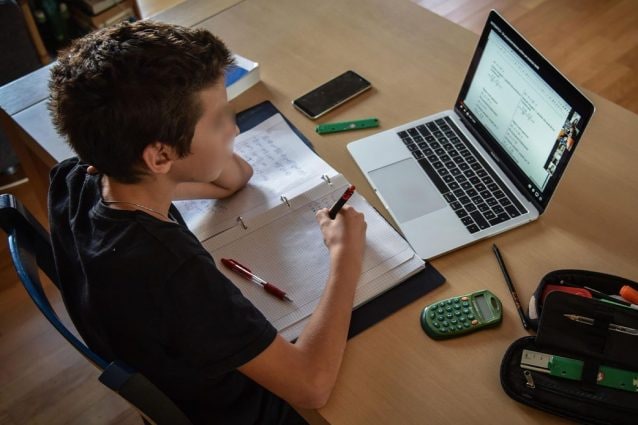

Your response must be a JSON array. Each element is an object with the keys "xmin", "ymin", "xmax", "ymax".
[{"xmin": 455, "ymin": 11, "xmax": 594, "ymax": 212}]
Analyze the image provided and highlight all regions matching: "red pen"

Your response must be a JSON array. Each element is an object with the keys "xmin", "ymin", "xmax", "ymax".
[
  {"xmin": 221, "ymin": 258, "xmax": 293, "ymax": 302},
  {"xmin": 328, "ymin": 185, "xmax": 356, "ymax": 219}
]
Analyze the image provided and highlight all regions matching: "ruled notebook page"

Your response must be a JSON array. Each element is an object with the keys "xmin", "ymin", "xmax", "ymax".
[{"xmin": 203, "ymin": 175, "xmax": 425, "ymax": 339}]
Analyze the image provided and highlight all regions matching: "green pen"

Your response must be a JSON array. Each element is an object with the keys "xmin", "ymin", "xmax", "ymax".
[{"xmin": 315, "ymin": 117, "xmax": 379, "ymax": 134}]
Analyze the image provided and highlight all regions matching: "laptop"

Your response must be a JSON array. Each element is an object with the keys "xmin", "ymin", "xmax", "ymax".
[{"xmin": 348, "ymin": 10, "xmax": 595, "ymax": 259}]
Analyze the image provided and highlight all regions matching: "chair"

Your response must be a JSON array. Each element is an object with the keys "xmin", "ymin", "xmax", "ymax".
[{"xmin": 0, "ymin": 193, "xmax": 193, "ymax": 425}]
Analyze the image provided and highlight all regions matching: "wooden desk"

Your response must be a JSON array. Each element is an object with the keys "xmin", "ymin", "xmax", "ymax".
[
  {"xmin": 202, "ymin": 1, "xmax": 638, "ymax": 424},
  {"xmin": 1, "ymin": 0, "xmax": 637, "ymax": 423}
]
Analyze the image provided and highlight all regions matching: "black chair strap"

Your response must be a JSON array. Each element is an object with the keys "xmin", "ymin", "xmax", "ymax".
[{"xmin": 100, "ymin": 363, "xmax": 193, "ymax": 425}]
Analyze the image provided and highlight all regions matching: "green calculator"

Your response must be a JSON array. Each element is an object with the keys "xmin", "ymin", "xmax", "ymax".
[{"xmin": 420, "ymin": 289, "xmax": 503, "ymax": 339}]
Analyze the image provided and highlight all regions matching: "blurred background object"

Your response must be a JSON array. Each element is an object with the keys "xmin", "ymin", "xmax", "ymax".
[{"xmin": 0, "ymin": 0, "xmax": 43, "ymax": 189}]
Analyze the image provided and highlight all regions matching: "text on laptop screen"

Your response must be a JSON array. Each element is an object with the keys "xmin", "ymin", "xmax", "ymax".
[{"xmin": 462, "ymin": 29, "xmax": 580, "ymax": 192}]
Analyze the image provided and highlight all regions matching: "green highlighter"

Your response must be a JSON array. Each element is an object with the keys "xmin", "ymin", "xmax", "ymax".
[
  {"xmin": 315, "ymin": 117, "xmax": 379, "ymax": 134},
  {"xmin": 420, "ymin": 289, "xmax": 503, "ymax": 339}
]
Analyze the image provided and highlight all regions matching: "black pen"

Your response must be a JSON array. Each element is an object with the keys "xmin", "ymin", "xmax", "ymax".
[
  {"xmin": 328, "ymin": 185, "xmax": 356, "ymax": 219},
  {"xmin": 492, "ymin": 244, "xmax": 529, "ymax": 330}
]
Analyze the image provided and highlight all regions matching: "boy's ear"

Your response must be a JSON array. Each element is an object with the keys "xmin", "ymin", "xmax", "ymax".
[{"xmin": 141, "ymin": 142, "xmax": 177, "ymax": 175}]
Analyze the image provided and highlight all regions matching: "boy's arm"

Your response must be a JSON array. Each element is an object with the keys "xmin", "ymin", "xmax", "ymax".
[
  {"xmin": 173, "ymin": 153, "xmax": 253, "ymax": 200},
  {"xmin": 238, "ymin": 206, "xmax": 367, "ymax": 409}
]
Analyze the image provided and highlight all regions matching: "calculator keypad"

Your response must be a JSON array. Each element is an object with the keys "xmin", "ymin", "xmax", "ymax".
[{"xmin": 428, "ymin": 296, "xmax": 477, "ymax": 334}]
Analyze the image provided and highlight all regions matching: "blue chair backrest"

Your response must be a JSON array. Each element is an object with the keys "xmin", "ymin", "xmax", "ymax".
[
  {"xmin": 0, "ymin": 194, "xmax": 109, "ymax": 368},
  {"xmin": 0, "ymin": 193, "xmax": 193, "ymax": 425}
]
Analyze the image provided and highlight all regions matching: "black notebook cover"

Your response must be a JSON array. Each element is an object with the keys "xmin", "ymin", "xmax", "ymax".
[{"xmin": 236, "ymin": 101, "xmax": 446, "ymax": 339}]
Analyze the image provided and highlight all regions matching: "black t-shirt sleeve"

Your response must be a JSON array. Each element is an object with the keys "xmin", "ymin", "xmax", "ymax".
[{"xmin": 164, "ymin": 253, "xmax": 277, "ymax": 377}]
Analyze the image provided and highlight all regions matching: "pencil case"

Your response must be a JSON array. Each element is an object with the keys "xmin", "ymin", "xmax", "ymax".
[
  {"xmin": 500, "ymin": 270, "xmax": 638, "ymax": 424},
  {"xmin": 527, "ymin": 269, "xmax": 638, "ymax": 331}
]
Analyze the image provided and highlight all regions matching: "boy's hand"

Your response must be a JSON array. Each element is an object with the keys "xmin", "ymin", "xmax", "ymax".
[
  {"xmin": 173, "ymin": 153, "xmax": 253, "ymax": 200},
  {"xmin": 316, "ymin": 205, "xmax": 367, "ymax": 262},
  {"xmin": 209, "ymin": 152, "xmax": 254, "ymax": 195},
  {"xmin": 240, "ymin": 205, "xmax": 367, "ymax": 409}
]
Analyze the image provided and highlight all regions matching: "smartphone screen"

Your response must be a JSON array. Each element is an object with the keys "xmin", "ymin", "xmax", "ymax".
[{"xmin": 293, "ymin": 71, "xmax": 371, "ymax": 119}]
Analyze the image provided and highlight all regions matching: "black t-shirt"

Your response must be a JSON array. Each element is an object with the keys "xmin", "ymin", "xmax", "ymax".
[{"xmin": 48, "ymin": 158, "xmax": 307, "ymax": 425}]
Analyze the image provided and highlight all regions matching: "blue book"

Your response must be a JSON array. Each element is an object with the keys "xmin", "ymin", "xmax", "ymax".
[{"xmin": 225, "ymin": 54, "xmax": 260, "ymax": 100}]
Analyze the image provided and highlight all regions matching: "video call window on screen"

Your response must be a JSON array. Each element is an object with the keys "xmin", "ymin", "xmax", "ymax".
[{"xmin": 543, "ymin": 111, "xmax": 581, "ymax": 180}]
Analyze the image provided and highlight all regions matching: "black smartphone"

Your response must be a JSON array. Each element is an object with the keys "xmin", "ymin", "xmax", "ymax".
[{"xmin": 292, "ymin": 70, "xmax": 371, "ymax": 119}]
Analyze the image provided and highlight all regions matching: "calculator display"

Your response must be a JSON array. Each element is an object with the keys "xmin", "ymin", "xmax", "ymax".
[{"xmin": 474, "ymin": 294, "xmax": 494, "ymax": 321}]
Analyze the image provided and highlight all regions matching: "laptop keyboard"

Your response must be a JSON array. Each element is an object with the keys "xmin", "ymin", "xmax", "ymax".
[{"xmin": 397, "ymin": 117, "xmax": 527, "ymax": 234}]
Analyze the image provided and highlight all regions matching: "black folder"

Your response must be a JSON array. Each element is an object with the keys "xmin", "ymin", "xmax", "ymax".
[{"xmin": 236, "ymin": 101, "xmax": 446, "ymax": 339}]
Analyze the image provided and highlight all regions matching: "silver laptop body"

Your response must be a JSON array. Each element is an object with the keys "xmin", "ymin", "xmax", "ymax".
[{"xmin": 348, "ymin": 10, "xmax": 594, "ymax": 259}]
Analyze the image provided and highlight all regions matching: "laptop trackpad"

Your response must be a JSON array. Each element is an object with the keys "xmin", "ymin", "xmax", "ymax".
[{"xmin": 369, "ymin": 158, "xmax": 447, "ymax": 223}]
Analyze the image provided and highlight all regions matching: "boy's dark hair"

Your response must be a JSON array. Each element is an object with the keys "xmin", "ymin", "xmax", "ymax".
[{"xmin": 49, "ymin": 20, "xmax": 233, "ymax": 183}]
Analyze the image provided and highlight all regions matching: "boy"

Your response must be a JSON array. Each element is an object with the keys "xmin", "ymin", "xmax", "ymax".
[{"xmin": 48, "ymin": 20, "xmax": 366, "ymax": 424}]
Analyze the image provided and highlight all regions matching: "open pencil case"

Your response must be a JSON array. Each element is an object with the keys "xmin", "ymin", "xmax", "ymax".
[{"xmin": 500, "ymin": 270, "xmax": 638, "ymax": 424}]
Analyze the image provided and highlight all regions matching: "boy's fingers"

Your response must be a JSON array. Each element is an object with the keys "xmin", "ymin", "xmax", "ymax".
[
  {"xmin": 315, "ymin": 208, "xmax": 330, "ymax": 222},
  {"xmin": 316, "ymin": 205, "xmax": 362, "ymax": 223},
  {"xmin": 339, "ymin": 205, "xmax": 356, "ymax": 215},
  {"xmin": 339, "ymin": 205, "xmax": 363, "ymax": 219}
]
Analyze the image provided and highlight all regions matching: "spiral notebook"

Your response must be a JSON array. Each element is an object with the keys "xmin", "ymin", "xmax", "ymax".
[{"xmin": 175, "ymin": 103, "xmax": 444, "ymax": 340}]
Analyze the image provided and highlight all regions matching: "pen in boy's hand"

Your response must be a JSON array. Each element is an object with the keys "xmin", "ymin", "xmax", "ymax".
[{"xmin": 328, "ymin": 185, "xmax": 356, "ymax": 219}]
